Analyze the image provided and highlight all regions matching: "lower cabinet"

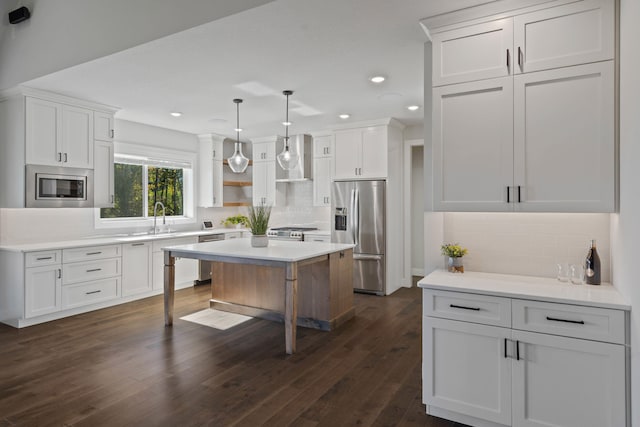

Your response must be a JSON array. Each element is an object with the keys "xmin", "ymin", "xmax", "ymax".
[
  {"xmin": 151, "ymin": 237, "xmax": 198, "ymax": 290},
  {"xmin": 122, "ymin": 242, "xmax": 152, "ymax": 296},
  {"xmin": 25, "ymin": 264, "xmax": 62, "ymax": 318},
  {"xmin": 61, "ymin": 277, "xmax": 120, "ymax": 309},
  {"xmin": 422, "ymin": 289, "xmax": 628, "ymax": 427}
]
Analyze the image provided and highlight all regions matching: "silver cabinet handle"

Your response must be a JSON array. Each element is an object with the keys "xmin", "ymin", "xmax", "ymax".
[
  {"xmin": 110, "ymin": 129, "xmax": 114, "ymax": 138},
  {"xmin": 36, "ymin": 256, "xmax": 52, "ymax": 261},
  {"xmin": 213, "ymin": 150, "xmax": 216, "ymax": 158},
  {"xmin": 64, "ymin": 153, "xmax": 68, "ymax": 163},
  {"xmin": 86, "ymin": 251, "xmax": 102, "ymax": 255},
  {"xmin": 358, "ymin": 167, "xmax": 362, "ymax": 175},
  {"xmin": 517, "ymin": 185, "xmax": 522, "ymax": 203},
  {"xmin": 110, "ymin": 195, "xmax": 114, "ymax": 204},
  {"xmin": 86, "ymin": 290, "xmax": 101, "ymax": 295},
  {"xmin": 506, "ymin": 49, "xmax": 510, "ymax": 69},
  {"xmin": 58, "ymin": 152, "xmax": 62, "ymax": 162},
  {"xmin": 57, "ymin": 269, "xmax": 62, "ymax": 279},
  {"xmin": 354, "ymin": 167, "xmax": 357, "ymax": 176},
  {"xmin": 132, "ymin": 243, "xmax": 145, "ymax": 246},
  {"xmin": 506, "ymin": 186, "xmax": 511, "ymax": 203},
  {"xmin": 518, "ymin": 46, "xmax": 523, "ymax": 69},
  {"xmin": 86, "ymin": 268, "xmax": 102, "ymax": 273}
]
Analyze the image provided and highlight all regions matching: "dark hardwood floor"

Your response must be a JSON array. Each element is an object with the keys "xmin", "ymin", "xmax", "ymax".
[{"xmin": 0, "ymin": 284, "xmax": 465, "ymax": 426}]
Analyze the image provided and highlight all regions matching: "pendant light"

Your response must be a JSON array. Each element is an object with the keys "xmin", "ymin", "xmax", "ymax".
[
  {"xmin": 227, "ymin": 98, "xmax": 249, "ymax": 173},
  {"xmin": 277, "ymin": 90, "xmax": 299, "ymax": 171}
]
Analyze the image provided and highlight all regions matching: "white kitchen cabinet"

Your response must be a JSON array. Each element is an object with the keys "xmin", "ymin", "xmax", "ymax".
[
  {"xmin": 421, "ymin": 280, "xmax": 630, "ymax": 427},
  {"xmin": 93, "ymin": 111, "xmax": 114, "ymax": 142},
  {"xmin": 252, "ymin": 141, "xmax": 275, "ymax": 162},
  {"xmin": 513, "ymin": 61, "xmax": 614, "ymax": 212},
  {"xmin": 334, "ymin": 126, "xmax": 387, "ymax": 180},
  {"xmin": 151, "ymin": 236, "xmax": 198, "ymax": 290},
  {"xmin": 25, "ymin": 264, "xmax": 62, "ymax": 318},
  {"xmin": 424, "ymin": 316, "xmax": 512, "ymax": 425},
  {"xmin": 253, "ymin": 160, "xmax": 276, "ymax": 206},
  {"xmin": 513, "ymin": 0, "xmax": 614, "ymax": 75},
  {"xmin": 26, "ymin": 97, "xmax": 94, "ymax": 168},
  {"xmin": 432, "ymin": 18, "xmax": 513, "ymax": 86},
  {"xmin": 433, "ymin": 77, "xmax": 514, "ymax": 211},
  {"xmin": 94, "ymin": 140, "xmax": 115, "ymax": 208},
  {"xmin": 314, "ymin": 135, "xmax": 333, "ymax": 157},
  {"xmin": 511, "ymin": 330, "xmax": 625, "ymax": 427},
  {"xmin": 313, "ymin": 156, "xmax": 332, "ymax": 206},
  {"xmin": 121, "ymin": 242, "xmax": 152, "ymax": 297},
  {"xmin": 198, "ymin": 134, "xmax": 224, "ymax": 208}
]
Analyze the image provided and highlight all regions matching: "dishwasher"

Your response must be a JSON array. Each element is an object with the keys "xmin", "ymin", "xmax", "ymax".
[{"xmin": 194, "ymin": 233, "xmax": 225, "ymax": 285}]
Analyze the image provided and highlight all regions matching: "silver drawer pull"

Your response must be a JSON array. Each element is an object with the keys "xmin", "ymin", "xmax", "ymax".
[
  {"xmin": 86, "ymin": 268, "xmax": 102, "ymax": 273},
  {"xmin": 86, "ymin": 251, "xmax": 102, "ymax": 255},
  {"xmin": 132, "ymin": 243, "xmax": 145, "ymax": 246},
  {"xmin": 546, "ymin": 316, "xmax": 584, "ymax": 325},
  {"xmin": 450, "ymin": 304, "xmax": 480, "ymax": 311},
  {"xmin": 85, "ymin": 290, "xmax": 101, "ymax": 295},
  {"xmin": 36, "ymin": 256, "xmax": 53, "ymax": 261}
]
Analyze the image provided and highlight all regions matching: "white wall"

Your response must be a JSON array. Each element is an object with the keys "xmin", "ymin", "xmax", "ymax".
[
  {"xmin": 612, "ymin": 0, "xmax": 640, "ymax": 425},
  {"xmin": 0, "ymin": 0, "xmax": 273, "ymax": 90},
  {"xmin": 444, "ymin": 213, "xmax": 611, "ymax": 280}
]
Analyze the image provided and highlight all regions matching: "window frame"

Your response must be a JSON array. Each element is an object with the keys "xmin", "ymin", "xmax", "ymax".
[{"xmin": 94, "ymin": 141, "xmax": 196, "ymax": 230}]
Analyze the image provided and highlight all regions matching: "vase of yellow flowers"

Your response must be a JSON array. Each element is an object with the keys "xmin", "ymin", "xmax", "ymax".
[{"xmin": 441, "ymin": 243, "xmax": 468, "ymax": 273}]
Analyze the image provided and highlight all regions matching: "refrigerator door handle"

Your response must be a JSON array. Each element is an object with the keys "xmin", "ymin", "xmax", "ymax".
[
  {"xmin": 350, "ymin": 188, "xmax": 356, "ymax": 244},
  {"xmin": 354, "ymin": 188, "xmax": 360, "ymax": 247},
  {"xmin": 353, "ymin": 254, "xmax": 383, "ymax": 261}
]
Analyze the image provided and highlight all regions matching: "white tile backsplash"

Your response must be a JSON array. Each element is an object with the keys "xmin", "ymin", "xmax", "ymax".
[{"xmin": 443, "ymin": 212, "xmax": 611, "ymax": 281}]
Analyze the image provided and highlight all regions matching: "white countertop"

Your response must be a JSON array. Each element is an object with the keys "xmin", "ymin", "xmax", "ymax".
[
  {"xmin": 164, "ymin": 239, "xmax": 355, "ymax": 263},
  {"xmin": 0, "ymin": 228, "xmax": 246, "ymax": 253},
  {"xmin": 418, "ymin": 270, "xmax": 631, "ymax": 311},
  {"xmin": 303, "ymin": 230, "xmax": 331, "ymax": 236}
]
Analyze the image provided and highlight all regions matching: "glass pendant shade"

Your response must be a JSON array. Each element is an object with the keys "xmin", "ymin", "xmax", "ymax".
[
  {"xmin": 277, "ymin": 138, "xmax": 299, "ymax": 170},
  {"xmin": 276, "ymin": 90, "xmax": 299, "ymax": 171},
  {"xmin": 227, "ymin": 99, "xmax": 249, "ymax": 173}
]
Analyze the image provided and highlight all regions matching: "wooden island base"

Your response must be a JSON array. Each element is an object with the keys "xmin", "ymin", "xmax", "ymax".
[{"xmin": 210, "ymin": 250, "xmax": 354, "ymax": 331}]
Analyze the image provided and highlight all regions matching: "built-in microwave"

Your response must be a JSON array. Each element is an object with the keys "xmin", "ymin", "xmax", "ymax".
[{"xmin": 26, "ymin": 165, "xmax": 93, "ymax": 208}]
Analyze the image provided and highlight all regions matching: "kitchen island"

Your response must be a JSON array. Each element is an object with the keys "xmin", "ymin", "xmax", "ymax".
[{"xmin": 163, "ymin": 239, "xmax": 355, "ymax": 354}]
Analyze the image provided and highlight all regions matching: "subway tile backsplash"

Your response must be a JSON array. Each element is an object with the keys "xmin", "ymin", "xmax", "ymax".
[{"xmin": 443, "ymin": 212, "xmax": 611, "ymax": 281}]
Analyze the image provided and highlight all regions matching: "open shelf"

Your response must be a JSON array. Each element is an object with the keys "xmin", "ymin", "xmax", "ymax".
[
  {"xmin": 223, "ymin": 180, "xmax": 252, "ymax": 187},
  {"xmin": 223, "ymin": 202, "xmax": 251, "ymax": 207}
]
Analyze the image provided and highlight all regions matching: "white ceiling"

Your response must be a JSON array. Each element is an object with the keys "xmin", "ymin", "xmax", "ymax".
[{"xmin": 25, "ymin": 0, "xmax": 494, "ymax": 140}]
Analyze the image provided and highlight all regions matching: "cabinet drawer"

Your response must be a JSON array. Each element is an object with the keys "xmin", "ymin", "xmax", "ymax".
[
  {"xmin": 62, "ymin": 258, "xmax": 121, "ymax": 285},
  {"xmin": 62, "ymin": 277, "xmax": 119, "ymax": 309},
  {"xmin": 26, "ymin": 250, "xmax": 62, "ymax": 267},
  {"xmin": 512, "ymin": 299, "xmax": 626, "ymax": 344},
  {"xmin": 63, "ymin": 245, "xmax": 121, "ymax": 263},
  {"xmin": 423, "ymin": 289, "xmax": 511, "ymax": 327},
  {"xmin": 152, "ymin": 236, "xmax": 198, "ymax": 253}
]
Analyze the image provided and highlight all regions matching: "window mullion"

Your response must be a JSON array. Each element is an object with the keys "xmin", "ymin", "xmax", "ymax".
[{"xmin": 143, "ymin": 165, "xmax": 149, "ymax": 219}]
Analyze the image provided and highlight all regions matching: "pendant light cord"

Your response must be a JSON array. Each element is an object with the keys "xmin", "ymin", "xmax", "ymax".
[{"xmin": 285, "ymin": 92, "xmax": 289, "ymax": 149}]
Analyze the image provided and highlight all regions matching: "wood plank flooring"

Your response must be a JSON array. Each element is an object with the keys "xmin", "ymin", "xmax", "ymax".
[{"xmin": 0, "ymin": 284, "xmax": 467, "ymax": 426}]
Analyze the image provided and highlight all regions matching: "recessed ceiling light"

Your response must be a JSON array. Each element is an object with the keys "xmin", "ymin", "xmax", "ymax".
[
  {"xmin": 170, "ymin": 112, "xmax": 182, "ymax": 117},
  {"xmin": 339, "ymin": 114, "xmax": 350, "ymax": 119},
  {"xmin": 370, "ymin": 76, "xmax": 386, "ymax": 83},
  {"xmin": 407, "ymin": 105, "xmax": 420, "ymax": 111}
]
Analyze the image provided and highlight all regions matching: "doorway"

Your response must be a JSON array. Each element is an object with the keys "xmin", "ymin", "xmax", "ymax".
[{"xmin": 403, "ymin": 139, "xmax": 425, "ymax": 285}]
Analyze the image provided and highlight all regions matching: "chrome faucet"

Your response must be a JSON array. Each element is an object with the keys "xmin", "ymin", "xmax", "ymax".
[{"xmin": 153, "ymin": 201, "xmax": 166, "ymax": 235}]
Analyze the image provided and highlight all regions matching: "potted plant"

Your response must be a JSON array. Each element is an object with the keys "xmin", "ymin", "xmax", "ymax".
[
  {"xmin": 221, "ymin": 214, "xmax": 249, "ymax": 229},
  {"xmin": 247, "ymin": 204, "xmax": 272, "ymax": 247},
  {"xmin": 441, "ymin": 243, "xmax": 468, "ymax": 273}
]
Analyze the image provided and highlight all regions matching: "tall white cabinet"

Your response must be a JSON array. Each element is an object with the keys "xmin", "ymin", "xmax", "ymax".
[
  {"xmin": 312, "ymin": 134, "xmax": 333, "ymax": 206},
  {"xmin": 252, "ymin": 137, "xmax": 277, "ymax": 206},
  {"xmin": 424, "ymin": 0, "xmax": 616, "ymax": 212}
]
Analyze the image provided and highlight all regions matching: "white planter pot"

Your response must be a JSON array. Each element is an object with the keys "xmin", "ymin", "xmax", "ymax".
[{"xmin": 251, "ymin": 235, "xmax": 269, "ymax": 248}]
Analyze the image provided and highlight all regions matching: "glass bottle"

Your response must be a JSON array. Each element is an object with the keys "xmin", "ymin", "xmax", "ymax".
[{"xmin": 584, "ymin": 239, "xmax": 601, "ymax": 285}]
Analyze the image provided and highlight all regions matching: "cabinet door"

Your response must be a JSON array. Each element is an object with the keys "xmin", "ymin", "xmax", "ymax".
[
  {"xmin": 511, "ymin": 330, "xmax": 625, "ymax": 427},
  {"xmin": 423, "ymin": 317, "xmax": 512, "ymax": 425},
  {"xmin": 514, "ymin": 0, "xmax": 614, "ymax": 74},
  {"xmin": 432, "ymin": 18, "xmax": 513, "ymax": 86},
  {"xmin": 333, "ymin": 129, "xmax": 361, "ymax": 180},
  {"xmin": 121, "ymin": 242, "xmax": 152, "ymax": 296},
  {"xmin": 94, "ymin": 112, "xmax": 114, "ymax": 142},
  {"xmin": 25, "ymin": 265, "xmax": 62, "ymax": 318},
  {"xmin": 252, "ymin": 161, "xmax": 276, "ymax": 206},
  {"xmin": 94, "ymin": 140, "xmax": 114, "ymax": 208},
  {"xmin": 61, "ymin": 105, "xmax": 93, "ymax": 168},
  {"xmin": 253, "ymin": 141, "xmax": 275, "ymax": 162},
  {"xmin": 433, "ymin": 77, "xmax": 514, "ymax": 211},
  {"xmin": 313, "ymin": 157, "xmax": 332, "ymax": 206},
  {"xmin": 513, "ymin": 62, "xmax": 614, "ymax": 212},
  {"xmin": 212, "ymin": 160, "xmax": 224, "ymax": 207},
  {"xmin": 313, "ymin": 135, "xmax": 332, "ymax": 158},
  {"xmin": 361, "ymin": 126, "xmax": 387, "ymax": 178},
  {"xmin": 25, "ymin": 97, "xmax": 61, "ymax": 166}
]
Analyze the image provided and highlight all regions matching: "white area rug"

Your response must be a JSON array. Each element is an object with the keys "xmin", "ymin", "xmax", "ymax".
[{"xmin": 180, "ymin": 309, "xmax": 253, "ymax": 330}]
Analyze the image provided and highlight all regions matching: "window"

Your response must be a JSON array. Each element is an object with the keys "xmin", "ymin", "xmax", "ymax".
[
  {"xmin": 96, "ymin": 142, "xmax": 196, "ymax": 228},
  {"xmin": 101, "ymin": 164, "xmax": 184, "ymax": 219}
]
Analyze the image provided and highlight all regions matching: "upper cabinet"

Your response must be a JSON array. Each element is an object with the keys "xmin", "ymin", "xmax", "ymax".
[
  {"xmin": 431, "ymin": 0, "xmax": 614, "ymax": 86},
  {"xmin": 94, "ymin": 111, "xmax": 114, "ymax": 142},
  {"xmin": 252, "ymin": 139, "xmax": 276, "ymax": 206},
  {"xmin": 197, "ymin": 134, "xmax": 224, "ymax": 208},
  {"xmin": 26, "ymin": 97, "xmax": 94, "ymax": 169},
  {"xmin": 425, "ymin": 0, "xmax": 616, "ymax": 213},
  {"xmin": 312, "ymin": 134, "xmax": 333, "ymax": 206},
  {"xmin": 334, "ymin": 126, "xmax": 388, "ymax": 180}
]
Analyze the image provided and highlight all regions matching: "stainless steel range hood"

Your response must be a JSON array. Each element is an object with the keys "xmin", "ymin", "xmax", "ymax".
[{"xmin": 275, "ymin": 134, "xmax": 313, "ymax": 182}]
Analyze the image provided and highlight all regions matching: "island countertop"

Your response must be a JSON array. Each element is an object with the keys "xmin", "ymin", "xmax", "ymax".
[{"xmin": 162, "ymin": 239, "xmax": 355, "ymax": 263}]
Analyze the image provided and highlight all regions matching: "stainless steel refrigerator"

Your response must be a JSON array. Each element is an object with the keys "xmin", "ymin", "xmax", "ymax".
[{"xmin": 331, "ymin": 180, "xmax": 386, "ymax": 295}]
